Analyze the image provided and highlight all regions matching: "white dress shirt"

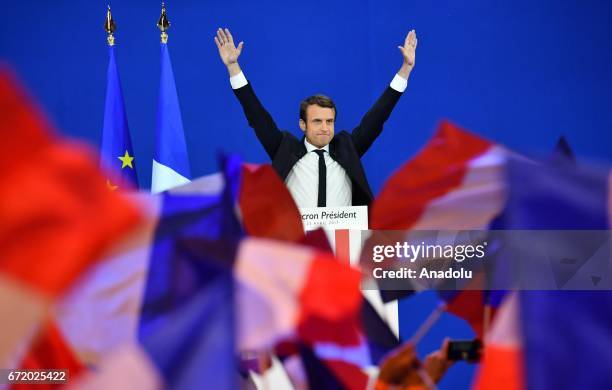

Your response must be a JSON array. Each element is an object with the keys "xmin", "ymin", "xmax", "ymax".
[
  {"xmin": 285, "ymin": 140, "xmax": 353, "ymax": 208},
  {"xmin": 230, "ymin": 71, "xmax": 407, "ymax": 208}
]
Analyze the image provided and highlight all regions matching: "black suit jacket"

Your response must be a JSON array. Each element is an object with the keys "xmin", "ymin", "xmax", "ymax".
[{"xmin": 233, "ymin": 82, "xmax": 403, "ymax": 206}]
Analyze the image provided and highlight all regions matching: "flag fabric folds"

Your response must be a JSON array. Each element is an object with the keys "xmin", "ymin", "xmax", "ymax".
[
  {"xmin": 239, "ymin": 164, "xmax": 304, "ymax": 242},
  {"xmin": 152, "ymin": 43, "xmax": 191, "ymax": 193},
  {"xmin": 475, "ymin": 150, "xmax": 612, "ymax": 389},
  {"xmin": 504, "ymin": 154, "xmax": 612, "ymax": 388},
  {"xmin": 0, "ymin": 68, "xmax": 141, "ymax": 370},
  {"xmin": 140, "ymin": 273, "xmax": 236, "ymax": 390},
  {"xmin": 56, "ymin": 151, "xmax": 368, "ymax": 388},
  {"xmin": 472, "ymin": 293, "xmax": 524, "ymax": 390},
  {"xmin": 0, "ymin": 71, "xmax": 140, "ymax": 294},
  {"xmin": 137, "ymin": 155, "xmax": 241, "ymax": 390},
  {"xmin": 371, "ymin": 120, "xmax": 507, "ymax": 231},
  {"xmin": 71, "ymin": 344, "xmax": 163, "ymax": 390},
  {"xmin": 520, "ymin": 291, "xmax": 612, "ymax": 390},
  {"xmin": 100, "ymin": 45, "xmax": 139, "ymax": 190},
  {"xmin": 138, "ymin": 162, "xmax": 242, "ymax": 343},
  {"xmin": 56, "ymin": 156, "xmax": 242, "ymax": 368},
  {"xmin": 474, "ymin": 290, "xmax": 612, "ymax": 390},
  {"xmin": 368, "ymin": 121, "xmax": 508, "ymax": 341},
  {"xmin": 235, "ymin": 237, "xmax": 369, "ymax": 389},
  {"xmin": 504, "ymin": 154, "xmax": 610, "ymax": 230},
  {"xmin": 14, "ymin": 321, "xmax": 86, "ymax": 390}
]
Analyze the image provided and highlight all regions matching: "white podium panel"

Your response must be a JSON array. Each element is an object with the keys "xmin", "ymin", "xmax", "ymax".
[
  {"xmin": 300, "ymin": 206, "xmax": 399, "ymax": 338},
  {"xmin": 299, "ymin": 206, "xmax": 367, "ymax": 266},
  {"xmin": 299, "ymin": 206, "xmax": 368, "ymax": 231}
]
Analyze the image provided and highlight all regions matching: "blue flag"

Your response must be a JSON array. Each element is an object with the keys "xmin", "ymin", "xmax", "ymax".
[
  {"xmin": 140, "ymin": 270, "xmax": 236, "ymax": 390},
  {"xmin": 138, "ymin": 155, "xmax": 242, "ymax": 389},
  {"xmin": 505, "ymin": 156, "xmax": 609, "ymax": 230},
  {"xmin": 100, "ymin": 45, "xmax": 138, "ymax": 190},
  {"xmin": 504, "ymin": 156, "xmax": 612, "ymax": 388},
  {"xmin": 520, "ymin": 291, "xmax": 612, "ymax": 390},
  {"xmin": 152, "ymin": 43, "xmax": 191, "ymax": 193}
]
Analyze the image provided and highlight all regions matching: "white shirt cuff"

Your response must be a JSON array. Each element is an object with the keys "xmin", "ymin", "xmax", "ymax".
[
  {"xmin": 389, "ymin": 73, "xmax": 408, "ymax": 93},
  {"xmin": 230, "ymin": 71, "xmax": 248, "ymax": 90}
]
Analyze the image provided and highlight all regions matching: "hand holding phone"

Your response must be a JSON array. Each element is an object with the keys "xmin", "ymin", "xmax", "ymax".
[{"xmin": 447, "ymin": 339, "xmax": 483, "ymax": 363}]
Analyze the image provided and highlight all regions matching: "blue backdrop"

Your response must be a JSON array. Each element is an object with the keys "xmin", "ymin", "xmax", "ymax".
[{"xmin": 2, "ymin": 1, "xmax": 612, "ymax": 388}]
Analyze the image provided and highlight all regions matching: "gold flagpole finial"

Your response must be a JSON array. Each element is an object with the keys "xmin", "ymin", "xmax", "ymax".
[
  {"xmin": 104, "ymin": 5, "xmax": 116, "ymax": 46},
  {"xmin": 157, "ymin": 2, "xmax": 170, "ymax": 44}
]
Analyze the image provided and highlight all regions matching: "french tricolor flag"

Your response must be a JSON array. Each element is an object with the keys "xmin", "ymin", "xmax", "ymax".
[
  {"xmin": 0, "ymin": 70, "xmax": 141, "ymax": 370},
  {"xmin": 371, "ymin": 120, "xmax": 507, "ymax": 231},
  {"xmin": 474, "ymin": 146, "xmax": 612, "ymax": 389},
  {"xmin": 369, "ymin": 121, "xmax": 509, "ymax": 339},
  {"xmin": 151, "ymin": 41, "xmax": 191, "ymax": 194}
]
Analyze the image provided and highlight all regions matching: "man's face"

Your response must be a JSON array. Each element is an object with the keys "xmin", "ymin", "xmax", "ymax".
[{"xmin": 299, "ymin": 104, "xmax": 335, "ymax": 148}]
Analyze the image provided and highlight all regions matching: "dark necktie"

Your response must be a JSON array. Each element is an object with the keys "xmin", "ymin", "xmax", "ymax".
[{"xmin": 313, "ymin": 149, "xmax": 326, "ymax": 207}]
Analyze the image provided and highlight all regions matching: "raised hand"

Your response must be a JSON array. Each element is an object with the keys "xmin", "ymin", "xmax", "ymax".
[
  {"xmin": 422, "ymin": 338, "xmax": 453, "ymax": 383},
  {"xmin": 214, "ymin": 27, "xmax": 244, "ymax": 66},
  {"xmin": 377, "ymin": 342, "xmax": 421, "ymax": 386},
  {"xmin": 398, "ymin": 29, "xmax": 417, "ymax": 69}
]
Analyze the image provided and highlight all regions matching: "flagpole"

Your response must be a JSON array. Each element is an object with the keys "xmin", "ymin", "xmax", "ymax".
[
  {"xmin": 482, "ymin": 292, "xmax": 492, "ymax": 343},
  {"xmin": 417, "ymin": 367, "xmax": 438, "ymax": 390},
  {"xmin": 409, "ymin": 302, "xmax": 447, "ymax": 346},
  {"xmin": 482, "ymin": 302, "xmax": 491, "ymax": 344}
]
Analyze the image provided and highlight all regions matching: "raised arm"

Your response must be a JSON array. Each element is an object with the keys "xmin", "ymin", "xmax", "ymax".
[
  {"xmin": 351, "ymin": 30, "xmax": 418, "ymax": 156},
  {"xmin": 214, "ymin": 28, "xmax": 283, "ymax": 159}
]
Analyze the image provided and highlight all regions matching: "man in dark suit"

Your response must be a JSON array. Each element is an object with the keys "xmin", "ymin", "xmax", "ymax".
[{"xmin": 214, "ymin": 28, "xmax": 417, "ymax": 208}]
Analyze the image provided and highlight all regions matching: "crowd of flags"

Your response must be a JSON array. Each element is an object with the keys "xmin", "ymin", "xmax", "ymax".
[
  {"xmin": 2, "ymin": 62, "xmax": 611, "ymax": 388},
  {"xmin": 1, "ymin": 8, "xmax": 611, "ymax": 390}
]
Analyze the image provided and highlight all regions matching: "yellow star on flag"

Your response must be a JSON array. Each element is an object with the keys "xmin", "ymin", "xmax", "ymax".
[{"xmin": 118, "ymin": 150, "xmax": 135, "ymax": 169}]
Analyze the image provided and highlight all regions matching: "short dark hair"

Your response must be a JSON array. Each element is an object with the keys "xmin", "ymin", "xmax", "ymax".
[{"xmin": 299, "ymin": 94, "xmax": 337, "ymax": 122}]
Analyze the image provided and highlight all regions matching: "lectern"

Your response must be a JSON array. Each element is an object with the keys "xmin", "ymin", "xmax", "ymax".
[{"xmin": 299, "ymin": 205, "xmax": 368, "ymax": 265}]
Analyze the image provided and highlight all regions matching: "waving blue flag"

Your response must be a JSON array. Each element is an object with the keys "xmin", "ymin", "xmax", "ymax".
[
  {"xmin": 138, "ymin": 155, "xmax": 242, "ymax": 389},
  {"xmin": 152, "ymin": 43, "xmax": 191, "ymax": 193},
  {"xmin": 503, "ymin": 156, "xmax": 612, "ymax": 388},
  {"xmin": 100, "ymin": 45, "xmax": 138, "ymax": 190}
]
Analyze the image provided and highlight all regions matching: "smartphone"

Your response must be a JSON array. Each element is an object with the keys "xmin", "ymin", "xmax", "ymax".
[{"xmin": 447, "ymin": 339, "xmax": 482, "ymax": 362}]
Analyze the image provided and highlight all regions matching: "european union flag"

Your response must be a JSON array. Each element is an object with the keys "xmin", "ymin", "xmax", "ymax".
[
  {"xmin": 100, "ymin": 45, "xmax": 138, "ymax": 190},
  {"xmin": 152, "ymin": 42, "xmax": 191, "ymax": 194}
]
